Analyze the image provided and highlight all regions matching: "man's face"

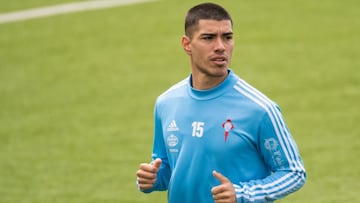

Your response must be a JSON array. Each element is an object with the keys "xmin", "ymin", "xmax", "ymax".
[{"xmin": 182, "ymin": 19, "xmax": 234, "ymax": 80}]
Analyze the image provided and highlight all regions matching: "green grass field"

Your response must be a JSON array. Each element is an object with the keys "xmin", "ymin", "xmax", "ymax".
[{"xmin": 0, "ymin": 0, "xmax": 359, "ymax": 202}]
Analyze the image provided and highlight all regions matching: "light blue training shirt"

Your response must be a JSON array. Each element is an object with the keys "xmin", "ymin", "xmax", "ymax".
[{"xmin": 141, "ymin": 70, "xmax": 306, "ymax": 203}]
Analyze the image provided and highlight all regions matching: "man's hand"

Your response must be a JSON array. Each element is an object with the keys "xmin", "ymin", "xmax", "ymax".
[
  {"xmin": 136, "ymin": 158, "xmax": 162, "ymax": 190},
  {"xmin": 211, "ymin": 170, "xmax": 236, "ymax": 203}
]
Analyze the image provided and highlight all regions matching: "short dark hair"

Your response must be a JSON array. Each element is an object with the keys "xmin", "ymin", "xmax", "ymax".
[{"xmin": 185, "ymin": 3, "xmax": 233, "ymax": 37}]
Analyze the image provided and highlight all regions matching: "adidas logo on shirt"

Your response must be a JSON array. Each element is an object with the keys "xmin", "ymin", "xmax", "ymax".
[{"xmin": 167, "ymin": 120, "xmax": 179, "ymax": 131}]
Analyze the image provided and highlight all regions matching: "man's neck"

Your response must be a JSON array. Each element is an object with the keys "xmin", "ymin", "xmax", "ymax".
[{"xmin": 191, "ymin": 70, "xmax": 229, "ymax": 90}]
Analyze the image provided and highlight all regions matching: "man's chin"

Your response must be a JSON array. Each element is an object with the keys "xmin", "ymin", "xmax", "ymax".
[{"xmin": 209, "ymin": 67, "xmax": 229, "ymax": 77}]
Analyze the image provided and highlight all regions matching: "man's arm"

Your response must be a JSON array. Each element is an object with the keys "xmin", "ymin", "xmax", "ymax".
[
  {"xmin": 234, "ymin": 106, "xmax": 306, "ymax": 202},
  {"xmin": 136, "ymin": 104, "xmax": 171, "ymax": 193}
]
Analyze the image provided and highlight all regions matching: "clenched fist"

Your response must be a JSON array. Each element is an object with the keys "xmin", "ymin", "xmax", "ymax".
[{"xmin": 136, "ymin": 158, "xmax": 162, "ymax": 190}]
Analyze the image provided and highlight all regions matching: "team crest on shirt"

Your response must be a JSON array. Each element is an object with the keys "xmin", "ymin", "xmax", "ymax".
[{"xmin": 222, "ymin": 119, "xmax": 234, "ymax": 142}]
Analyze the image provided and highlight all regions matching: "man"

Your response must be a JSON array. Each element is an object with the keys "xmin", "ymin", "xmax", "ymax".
[{"xmin": 136, "ymin": 3, "xmax": 306, "ymax": 203}]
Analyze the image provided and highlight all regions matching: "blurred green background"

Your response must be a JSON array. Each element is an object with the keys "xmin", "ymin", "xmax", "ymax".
[{"xmin": 0, "ymin": 0, "xmax": 359, "ymax": 202}]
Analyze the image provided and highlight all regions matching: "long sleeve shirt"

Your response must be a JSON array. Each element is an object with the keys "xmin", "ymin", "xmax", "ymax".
[{"xmin": 140, "ymin": 70, "xmax": 306, "ymax": 203}]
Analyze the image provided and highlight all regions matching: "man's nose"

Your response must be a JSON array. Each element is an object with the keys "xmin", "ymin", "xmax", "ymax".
[{"xmin": 214, "ymin": 38, "xmax": 226, "ymax": 52}]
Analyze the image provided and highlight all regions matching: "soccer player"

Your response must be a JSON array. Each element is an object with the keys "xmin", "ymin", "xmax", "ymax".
[{"xmin": 136, "ymin": 2, "xmax": 306, "ymax": 203}]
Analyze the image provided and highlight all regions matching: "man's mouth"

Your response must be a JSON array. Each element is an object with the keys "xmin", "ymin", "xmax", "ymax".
[
  {"xmin": 211, "ymin": 55, "xmax": 227, "ymax": 61},
  {"xmin": 211, "ymin": 56, "xmax": 227, "ymax": 65}
]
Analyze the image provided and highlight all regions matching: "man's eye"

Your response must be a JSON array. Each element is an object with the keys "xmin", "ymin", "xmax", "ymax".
[{"xmin": 202, "ymin": 36, "xmax": 213, "ymax": 40}]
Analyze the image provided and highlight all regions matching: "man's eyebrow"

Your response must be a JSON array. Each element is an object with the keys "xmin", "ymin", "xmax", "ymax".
[
  {"xmin": 200, "ymin": 32, "xmax": 233, "ymax": 36},
  {"xmin": 200, "ymin": 32, "xmax": 234, "ymax": 36},
  {"xmin": 200, "ymin": 33, "xmax": 217, "ymax": 36},
  {"xmin": 223, "ymin": 32, "xmax": 233, "ymax": 36}
]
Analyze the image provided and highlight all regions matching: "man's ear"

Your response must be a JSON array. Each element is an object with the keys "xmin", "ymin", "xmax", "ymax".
[{"xmin": 181, "ymin": 35, "xmax": 191, "ymax": 55}]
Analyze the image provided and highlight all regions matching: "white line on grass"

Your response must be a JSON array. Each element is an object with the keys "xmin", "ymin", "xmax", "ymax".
[{"xmin": 0, "ymin": 0, "xmax": 156, "ymax": 24}]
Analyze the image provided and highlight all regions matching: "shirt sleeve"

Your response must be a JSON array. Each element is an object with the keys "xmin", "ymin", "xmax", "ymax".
[
  {"xmin": 234, "ymin": 104, "xmax": 306, "ymax": 203},
  {"xmin": 139, "ymin": 103, "xmax": 171, "ymax": 193}
]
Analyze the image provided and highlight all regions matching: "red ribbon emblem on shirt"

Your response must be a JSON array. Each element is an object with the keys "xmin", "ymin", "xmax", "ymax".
[{"xmin": 222, "ymin": 119, "xmax": 234, "ymax": 141}]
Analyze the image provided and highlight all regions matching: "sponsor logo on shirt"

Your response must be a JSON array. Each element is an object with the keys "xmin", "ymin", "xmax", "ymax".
[
  {"xmin": 167, "ymin": 134, "xmax": 179, "ymax": 153},
  {"xmin": 167, "ymin": 134, "xmax": 178, "ymax": 147},
  {"xmin": 167, "ymin": 120, "xmax": 179, "ymax": 131},
  {"xmin": 264, "ymin": 138, "xmax": 284, "ymax": 167}
]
